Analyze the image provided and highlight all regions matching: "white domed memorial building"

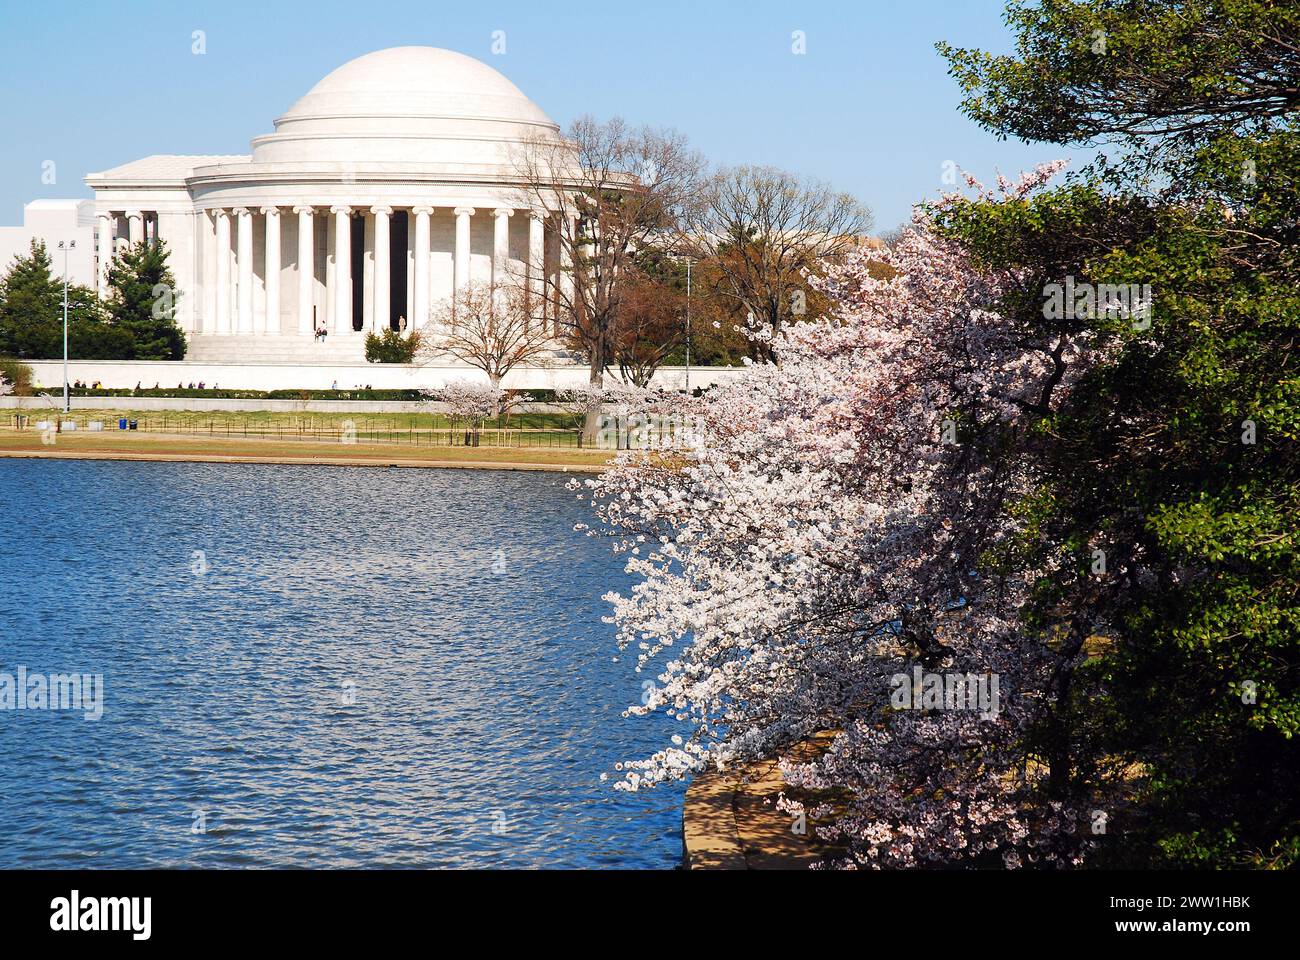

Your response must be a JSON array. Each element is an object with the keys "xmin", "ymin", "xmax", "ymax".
[{"xmin": 84, "ymin": 47, "xmax": 577, "ymax": 368}]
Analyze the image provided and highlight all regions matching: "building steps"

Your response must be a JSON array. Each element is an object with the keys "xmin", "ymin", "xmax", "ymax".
[
  {"xmin": 184, "ymin": 334, "xmax": 580, "ymax": 368},
  {"xmin": 185, "ymin": 334, "xmax": 370, "ymax": 364}
]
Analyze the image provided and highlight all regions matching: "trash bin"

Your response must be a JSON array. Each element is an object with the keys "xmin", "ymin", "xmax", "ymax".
[
  {"xmin": 129, "ymin": 419, "xmax": 138, "ymax": 431},
  {"xmin": 118, "ymin": 418, "xmax": 128, "ymax": 430}
]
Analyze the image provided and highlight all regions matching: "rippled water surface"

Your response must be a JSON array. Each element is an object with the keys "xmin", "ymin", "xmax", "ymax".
[{"xmin": 0, "ymin": 459, "xmax": 682, "ymax": 868}]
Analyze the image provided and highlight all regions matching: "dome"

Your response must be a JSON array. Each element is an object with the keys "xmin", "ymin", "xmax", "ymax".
[{"xmin": 250, "ymin": 47, "xmax": 561, "ymax": 167}]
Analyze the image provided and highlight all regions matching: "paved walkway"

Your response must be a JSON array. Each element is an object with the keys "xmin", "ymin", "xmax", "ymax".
[{"xmin": 683, "ymin": 734, "xmax": 840, "ymax": 869}]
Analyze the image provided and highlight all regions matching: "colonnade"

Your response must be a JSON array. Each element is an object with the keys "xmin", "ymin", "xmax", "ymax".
[
  {"xmin": 96, "ymin": 203, "xmax": 569, "ymax": 338},
  {"xmin": 94, "ymin": 210, "xmax": 156, "ymax": 294},
  {"xmin": 204, "ymin": 204, "xmax": 554, "ymax": 337}
]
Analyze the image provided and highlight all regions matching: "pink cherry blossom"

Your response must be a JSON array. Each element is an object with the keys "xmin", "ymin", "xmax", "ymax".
[{"xmin": 579, "ymin": 163, "xmax": 1098, "ymax": 868}]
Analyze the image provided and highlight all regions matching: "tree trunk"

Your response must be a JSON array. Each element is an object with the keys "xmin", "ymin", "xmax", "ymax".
[
  {"xmin": 1046, "ymin": 619, "xmax": 1088, "ymax": 800},
  {"xmin": 582, "ymin": 352, "xmax": 603, "ymax": 445}
]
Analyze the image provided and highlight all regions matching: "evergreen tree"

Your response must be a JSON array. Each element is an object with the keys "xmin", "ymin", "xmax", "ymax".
[
  {"xmin": 0, "ymin": 240, "xmax": 103, "ymax": 358},
  {"xmin": 105, "ymin": 240, "xmax": 187, "ymax": 360}
]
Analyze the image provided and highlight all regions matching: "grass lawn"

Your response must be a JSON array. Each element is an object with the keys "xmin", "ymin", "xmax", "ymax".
[
  {"xmin": 4, "ymin": 405, "xmax": 579, "ymax": 432},
  {"xmin": 3, "ymin": 407, "xmax": 585, "ymax": 449},
  {"xmin": 0, "ymin": 429, "xmax": 613, "ymax": 472}
]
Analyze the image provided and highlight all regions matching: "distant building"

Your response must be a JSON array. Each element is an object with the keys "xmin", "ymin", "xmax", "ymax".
[
  {"xmin": 0, "ymin": 199, "xmax": 97, "ymax": 287},
  {"xmin": 77, "ymin": 46, "xmax": 576, "ymax": 365}
]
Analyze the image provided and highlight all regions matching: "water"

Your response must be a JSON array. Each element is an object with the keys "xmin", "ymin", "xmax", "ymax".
[{"xmin": 0, "ymin": 459, "xmax": 683, "ymax": 868}]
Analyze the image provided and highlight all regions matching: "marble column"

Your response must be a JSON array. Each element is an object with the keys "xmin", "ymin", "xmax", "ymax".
[
  {"xmin": 558, "ymin": 213, "xmax": 576, "ymax": 337},
  {"xmin": 361, "ymin": 213, "xmax": 374, "ymax": 336},
  {"xmin": 126, "ymin": 211, "xmax": 143, "ymax": 247},
  {"xmin": 201, "ymin": 211, "xmax": 216, "ymax": 334},
  {"xmin": 332, "ymin": 205, "xmax": 352, "ymax": 333},
  {"xmin": 235, "ymin": 207, "xmax": 254, "ymax": 333},
  {"xmin": 214, "ymin": 210, "xmax": 232, "ymax": 334},
  {"xmin": 492, "ymin": 208, "xmax": 513, "ymax": 287},
  {"xmin": 413, "ymin": 206, "xmax": 432, "ymax": 331},
  {"xmin": 528, "ymin": 211, "xmax": 545, "ymax": 332},
  {"xmin": 295, "ymin": 205, "xmax": 314, "ymax": 335},
  {"xmin": 372, "ymin": 206, "xmax": 392, "ymax": 333},
  {"xmin": 454, "ymin": 207, "xmax": 474, "ymax": 296},
  {"xmin": 262, "ymin": 206, "xmax": 281, "ymax": 335},
  {"xmin": 97, "ymin": 214, "xmax": 114, "ymax": 295}
]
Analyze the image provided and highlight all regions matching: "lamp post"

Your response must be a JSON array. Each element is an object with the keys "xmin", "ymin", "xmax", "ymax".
[
  {"xmin": 684, "ymin": 258, "xmax": 693, "ymax": 395},
  {"xmin": 58, "ymin": 240, "xmax": 75, "ymax": 414}
]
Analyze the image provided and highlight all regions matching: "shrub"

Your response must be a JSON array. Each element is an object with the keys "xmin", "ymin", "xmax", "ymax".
[
  {"xmin": 50, "ymin": 386, "xmax": 565, "ymax": 403},
  {"xmin": 0, "ymin": 357, "xmax": 34, "ymax": 395},
  {"xmin": 264, "ymin": 388, "xmax": 426, "ymax": 401},
  {"xmin": 365, "ymin": 330, "xmax": 421, "ymax": 363}
]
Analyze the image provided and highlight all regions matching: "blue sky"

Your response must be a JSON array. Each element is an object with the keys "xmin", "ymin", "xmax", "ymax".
[{"xmin": 0, "ymin": 0, "xmax": 1090, "ymax": 231}]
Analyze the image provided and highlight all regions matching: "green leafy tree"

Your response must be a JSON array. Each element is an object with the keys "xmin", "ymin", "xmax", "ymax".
[
  {"xmin": 939, "ymin": 0, "xmax": 1299, "ymax": 867},
  {"xmin": 0, "ymin": 240, "xmax": 107, "ymax": 358},
  {"xmin": 105, "ymin": 240, "xmax": 187, "ymax": 360},
  {"xmin": 938, "ymin": 0, "xmax": 1299, "ymax": 160}
]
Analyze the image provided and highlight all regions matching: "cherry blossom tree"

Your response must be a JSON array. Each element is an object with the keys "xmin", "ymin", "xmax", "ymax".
[
  {"xmin": 421, "ymin": 379, "xmax": 507, "ymax": 430},
  {"xmin": 578, "ymin": 162, "xmax": 1106, "ymax": 867},
  {"xmin": 558, "ymin": 381, "xmax": 707, "ymax": 451}
]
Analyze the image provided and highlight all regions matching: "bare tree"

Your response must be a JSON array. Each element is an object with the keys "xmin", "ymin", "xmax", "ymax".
[
  {"xmin": 416, "ymin": 280, "xmax": 553, "ymax": 405},
  {"xmin": 683, "ymin": 165, "xmax": 872, "ymax": 350},
  {"xmin": 512, "ymin": 116, "xmax": 704, "ymax": 440}
]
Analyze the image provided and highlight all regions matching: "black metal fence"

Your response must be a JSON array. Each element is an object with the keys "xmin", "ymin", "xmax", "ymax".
[{"xmin": 7, "ymin": 414, "xmax": 585, "ymax": 449}]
